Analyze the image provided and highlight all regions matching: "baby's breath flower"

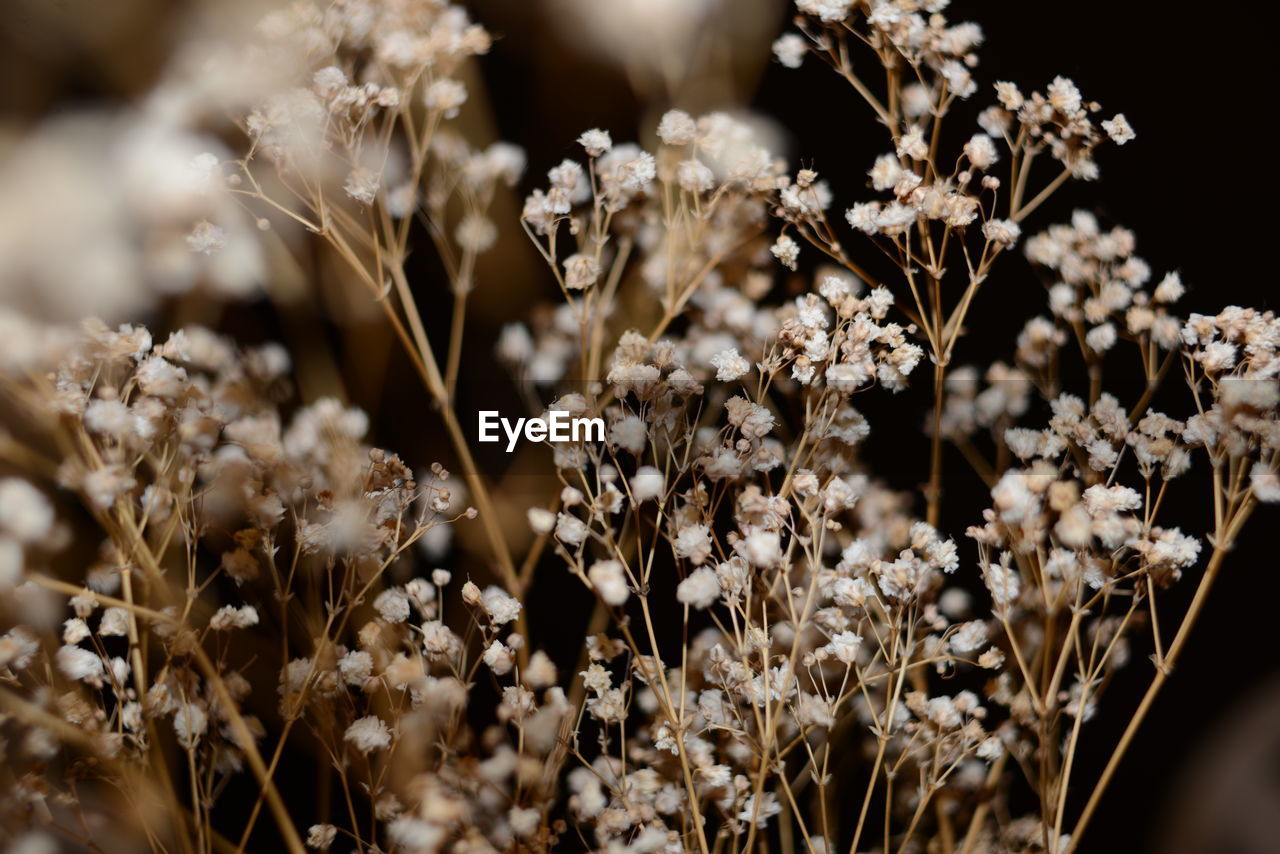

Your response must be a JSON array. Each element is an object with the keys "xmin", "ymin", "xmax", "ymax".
[
  {"xmin": 56, "ymin": 645, "xmax": 103, "ymax": 683},
  {"xmin": 1251, "ymin": 464, "xmax": 1280, "ymax": 503},
  {"xmin": 577, "ymin": 128, "xmax": 612, "ymax": 157},
  {"xmin": 186, "ymin": 220, "xmax": 226, "ymax": 255},
  {"xmin": 1085, "ymin": 323, "xmax": 1117, "ymax": 352},
  {"xmin": 618, "ymin": 151, "xmax": 656, "ymax": 191},
  {"xmin": 210, "ymin": 605, "xmax": 259, "ymax": 630},
  {"xmin": 995, "ymin": 81, "xmax": 1024, "ymax": 110},
  {"xmin": 423, "ymin": 78, "xmax": 467, "ymax": 117},
  {"xmin": 1102, "ymin": 113, "xmax": 1135, "ymax": 144},
  {"xmin": 982, "ymin": 218, "xmax": 1021, "ymax": 247},
  {"xmin": 657, "ymin": 110, "xmax": 697, "ymax": 146},
  {"xmin": 710, "ymin": 348, "xmax": 750, "ymax": 382},
  {"xmin": 0, "ymin": 479, "xmax": 54, "ymax": 545},
  {"xmin": 1153, "ymin": 272, "xmax": 1185, "ymax": 303},
  {"xmin": 950, "ymin": 621, "xmax": 989, "ymax": 654},
  {"xmin": 523, "ymin": 650, "xmax": 557, "ymax": 689},
  {"xmin": 588, "ymin": 560, "xmax": 630, "ymax": 606},
  {"xmin": 455, "ymin": 214, "xmax": 497, "ymax": 253},
  {"xmin": 673, "ymin": 524, "xmax": 712, "ymax": 565},
  {"xmin": 174, "ymin": 703, "xmax": 208, "ymax": 749},
  {"xmin": 983, "ymin": 561, "xmax": 1021, "ymax": 609},
  {"xmin": 344, "ymin": 715, "xmax": 392, "ymax": 754},
  {"xmin": 343, "ymin": 167, "xmax": 380, "ymax": 205},
  {"xmin": 97, "ymin": 607, "xmax": 129, "ymax": 637},
  {"xmin": 527, "ymin": 506, "xmax": 556, "ymax": 534},
  {"xmin": 306, "ymin": 824, "xmax": 337, "ymax": 850},
  {"xmin": 338, "ymin": 650, "xmax": 373, "ymax": 686},
  {"xmin": 896, "ymin": 125, "xmax": 928, "ymax": 161},
  {"xmin": 554, "ymin": 512, "xmax": 588, "ymax": 546},
  {"xmin": 772, "ymin": 33, "xmax": 807, "ymax": 69},
  {"xmin": 481, "ymin": 586, "xmax": 522, "ymax": 625},
  {"xmin": 62, "ymin": 618, "xmax": 90, "ymax": 645},
  {"xmin": 610, "ymin": 415, "xmax": 647, "ymax": 454},
  {"xmin": 824, "ymin": 630, "xmax": 862, "ymax": 663},
  {"xmin": 771, "ymin": 233, "xmax": 800, "ymax": 270},
  {"xmin": 630, "ymin": 466, "xmax": 665, "ymax": 502},
  {"xmin": 1047, "ymin": 76, "xmax": 1083, "ymax": 115},
  {"xmin": 676, "ymin": 566, "xmax": 720, "ymax": 609},
  {"xmin": 677, "ymin": 158, "xmax": 715, "ymax": 192},
  {"xmin": 735, "ymin": 530, "xmax": 782, "ymax": 568},
  {"xmin": 964, "ymin": 134, "xmax": 999, "ymax": 170},
  {"xmin": 563, "ymin": 253, "xmax": 600, "ymax": 290},
  {"xmin": 482, "ymin": 639, "xmax": 515, "ymax": 675},
  {"xmin": 374, "ymin": 588, "xmax": 411, "ymax": 623}
]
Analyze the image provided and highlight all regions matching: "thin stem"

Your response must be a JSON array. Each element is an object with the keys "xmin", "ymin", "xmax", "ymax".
[
  {"xmin": 1063, "ymin": 498, "xmax": 1255, "ymax": 853},
  {"xmin": 926, "ymin": 360, "xmax": 946, "ymax": 527}
]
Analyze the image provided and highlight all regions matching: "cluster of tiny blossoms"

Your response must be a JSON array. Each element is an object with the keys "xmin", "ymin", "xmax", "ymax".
[
  {"xmin": 0, "ymin": 319, "xmax": 579, "ymax": 854},
  {"xmin": 244, "ymin": 0, "xmax": 516, "ymax": 223},
  {"xmin": 490, "ymin": 3, "xmax": 1278, "ymax": 854}
]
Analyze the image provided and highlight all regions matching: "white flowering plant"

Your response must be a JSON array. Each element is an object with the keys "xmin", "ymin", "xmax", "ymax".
[{"xmin": 0, "ymin": 2, "xmax": 1276, "ymax": 854}]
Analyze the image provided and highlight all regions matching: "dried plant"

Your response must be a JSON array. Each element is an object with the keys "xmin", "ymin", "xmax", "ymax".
[{"xmin": 1, "ymin": 2, "xmax": 1277, "ymax": 854}]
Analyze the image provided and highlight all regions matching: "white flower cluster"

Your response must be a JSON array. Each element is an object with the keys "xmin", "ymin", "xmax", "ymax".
[
  {"xmin": 1024, "ymin": 211, "xmax": 1185, "ymax": 358},
  {"xmin": 3, "ymin": 0, "xmax": 1278, "ymax": 852}
]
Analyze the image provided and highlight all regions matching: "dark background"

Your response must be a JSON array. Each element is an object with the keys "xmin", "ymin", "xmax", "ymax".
[{"xmin": 2, "ymin": 1, "xmax": 1277, "ymax": 851}]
